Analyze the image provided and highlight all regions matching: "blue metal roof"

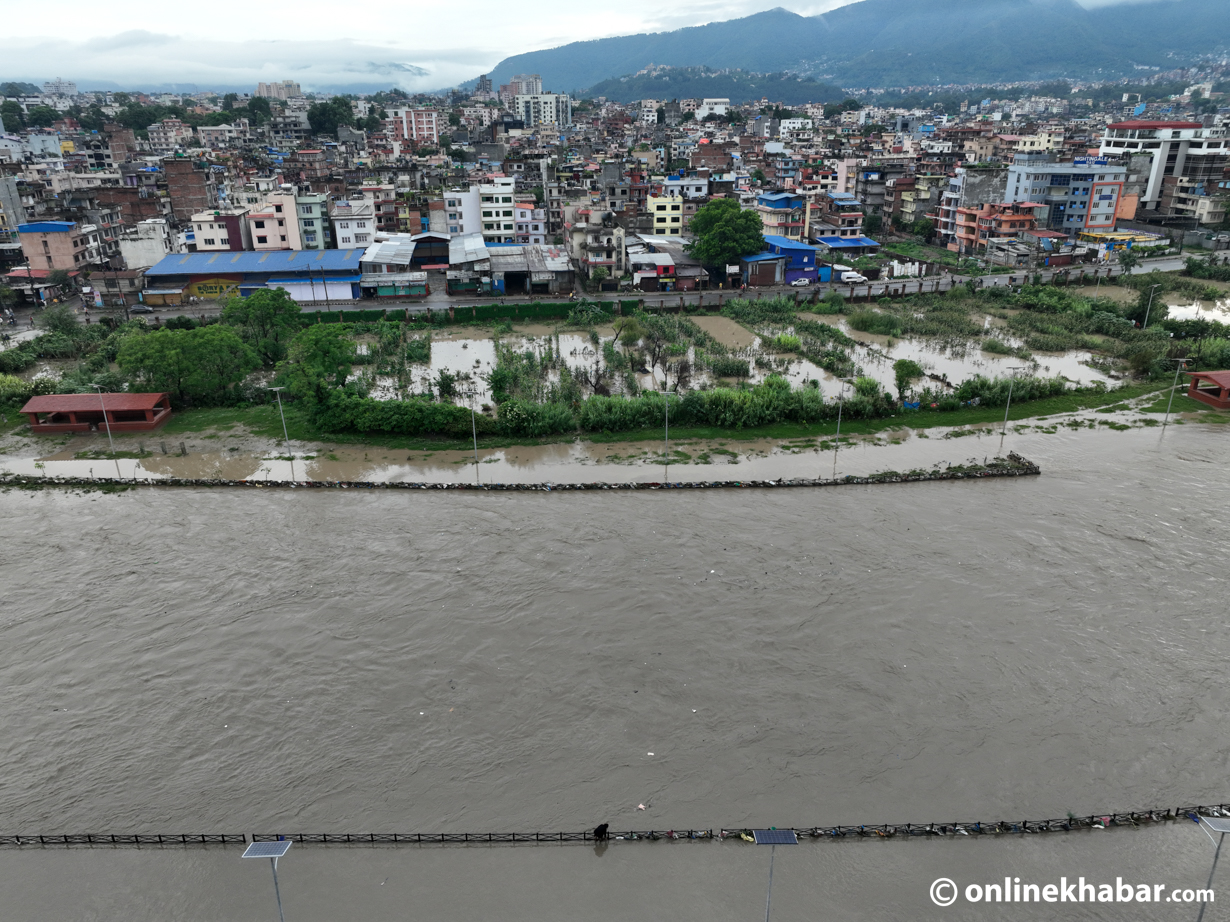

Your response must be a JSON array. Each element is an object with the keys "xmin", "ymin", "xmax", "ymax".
[
  {"xmin": 18, "ymin": 221, "xmax": 76, "ymax": 233},
  {"xmin": 742, "ymin": 253, "xmax": 786, "ymax": 263},
  {"xmin": 816, "ymin": 236, "xmax": 880, "ymax": 248},
  {"xmin": 146, "ymin": 249, "xmax": 363, "ymax": 277},
  {"xmin": 762, "ymin": 234, "xmax": 816, "ymax": 251}
]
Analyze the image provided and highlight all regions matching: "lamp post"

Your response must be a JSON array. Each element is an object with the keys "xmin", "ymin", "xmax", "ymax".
[
  {"xmin": 242, "ymin": 839, "xmax": 292, "ymax": 922},
  {"xmin": 266, "ymin": 386, "xmax": 291, "ymax": 449},
  {"xmin": 462, "ymin": 385, "xmax": 480, "ymax": 478},
  {"xmin": 1196, "ymin": 817, "xmax": 1230, "ymax": 922},
  {"xmin": 1163, "ymin": 358, "xmax": 1188, "ymax": 429},
  {"xmin": 92, "ymin": 384, "xmax": 114, "ymax": 453},
  {"xmin": 1142, "ymin": 283, "xmax": 1161, "ymax": 329},
  {"xmin": 752, "ymin": 829, "xmax": 797, "ymax": 922},
  {"xmin": 1002, "ymin": 366, "xmax": 1024, "ymax": 436}
]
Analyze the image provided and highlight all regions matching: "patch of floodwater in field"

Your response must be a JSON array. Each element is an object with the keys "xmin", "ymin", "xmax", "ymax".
[
  {"xmin": 1165, "ymin": 298, "xmax": 1230, "ymax": 322},
  {"xmin": 689, "ymin": 314, "xmax": 759, "ymax": 349},
  {"xmin": 362, "ymin": 330, "xmax": 612, "ymax": 403}
]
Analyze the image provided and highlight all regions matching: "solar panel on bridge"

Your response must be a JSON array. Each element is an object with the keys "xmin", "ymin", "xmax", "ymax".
[
  {"xmin": 242, "ymin": 840, "xmax": 293, "ymax": 859},
  {"xmin": 1204, "ymin": 817, "xmax": 1230, "ymax": 835},
  {"xmin": 753, "ymin": 829, "xmax": 798, "ymax": 845}
]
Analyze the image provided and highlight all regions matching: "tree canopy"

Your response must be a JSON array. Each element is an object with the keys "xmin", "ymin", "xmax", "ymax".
[
  {"xmin": 686, "ymin": 198, "xmax": 764, "ymax": 268},
  {"xmin": 220, "ymin": 287, "xmax": 302, "ymax": 365},
  {"xmin": 307, "ymin": 97, "xmax": 356, "ymax": 137},
  {"xmin": 117, "ymin": 325, "xmax": 259, "ymax": 407},
  {"xmin": 279, "ymin": 324, "xmax": 356, "ymax": 406}
]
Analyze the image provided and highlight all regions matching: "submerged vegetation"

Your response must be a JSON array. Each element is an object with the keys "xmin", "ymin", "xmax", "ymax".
[{"xmin": 4, "ymin": 275, "xmax": 1228, "ymax": 446}]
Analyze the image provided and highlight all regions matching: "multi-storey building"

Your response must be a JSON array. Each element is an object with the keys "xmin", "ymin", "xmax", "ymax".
[
  {"xmin": 1005, "ymin": 159, "xmax": 1126, "ymax": 233},
  {"xmin": 191, "ymin": 208, "xmax": 252, "ymax": 251},
  {"xmin": 256, "ymin": 80, "xmax": 302, "ymax": 100},
  {"xmin": 17, "ymin": 220, "xmax": 102, "ymax": 270},
  {"xmin": 329, "ymin": 196, "xmax": 376, "ymax": 249},
  {"xmin": 477, "ymin": 178, "xmax": 518, "ymax": 243},
  {"xmin": 146, "ymin": 119, "xmax": 194, "ymax": 152},
  {"xmin": 514, "ymin": 94, "xmax": 572, "ymax": 129},
  {"xmin": 295, "ymin": 190, "xmax": 329, "ymax": 249},
  {"xmin": 754, "ymin": 191, "xmax": 808, "ymax": 241},
  {"xmin": 247, "ymin": 192, "xmax": 302, "ymax": 250},
  {"xmin": 386, "ymin": 108, "xmax": 441, "ymax": 146},
  {"xmin": 513, "ymin": 203, "xmax": 546, "ymax": 244},
  {"xmin": 648, "ymin": 192, "xmax": 686, "ymax": 236},
  {"xmin": 1098, "ymin": 120, "xmax": 1228, "ymax": 215}
]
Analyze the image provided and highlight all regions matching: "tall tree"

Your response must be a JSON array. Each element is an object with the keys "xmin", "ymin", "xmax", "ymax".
[
  {"xmin": 279, "ymin": 324, "xmax": 356, "ymax": 405},
  {"xmin": 117, "ymin": 326, "xmax": 259, "ymax": 407},
  {"xmin": 220, "ymin": 287, "xmax": 303, "ymax": 365},
  {"xmin": 686, "ymin": 198, "xmax": 764, "ymax": 268},
  {"xmin": 307, "ymin": 97, "xmax": 356, "ymax": 137}
]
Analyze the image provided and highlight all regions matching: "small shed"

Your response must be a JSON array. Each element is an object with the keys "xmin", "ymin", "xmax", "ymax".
[
  {"xmin": 21, "ymin": 393, "xmax": 172, "ymax": 434},
  {"xmin": 1186, "ymin": 371, "xmax": 1230, "ymax": 410}
]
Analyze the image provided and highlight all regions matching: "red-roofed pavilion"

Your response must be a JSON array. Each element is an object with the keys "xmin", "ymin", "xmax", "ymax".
[
  {"xmin": 20, "ymin": 393, "xmax": 172, "ymax": 433},
  {"xmin": 1186, "ymin": 372, "xmax": 1230, "ymax": 410}
]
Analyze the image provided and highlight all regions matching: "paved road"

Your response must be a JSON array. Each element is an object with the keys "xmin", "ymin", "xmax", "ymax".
[{"xmin": 4, "ymin": 253, "xmax": 1212, "ymax": 325}]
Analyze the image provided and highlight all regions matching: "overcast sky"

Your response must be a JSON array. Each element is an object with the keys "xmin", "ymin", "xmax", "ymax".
[{"xmin": 4, "ymin": 0, "xmax": 1156, "ymax": 93}]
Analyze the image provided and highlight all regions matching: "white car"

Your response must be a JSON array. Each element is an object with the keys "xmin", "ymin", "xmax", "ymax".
[{"xmin": 790, "ymin": 278, "xmax": 812, "ymax": 287}]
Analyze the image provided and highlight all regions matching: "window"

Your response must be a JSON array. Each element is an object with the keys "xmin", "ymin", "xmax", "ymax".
[
  {"xmin": 277, "ymin": 219, "xmax": 284, "ymax": 227},
  {"xmin": 303, "ymin": 219, "xmax": 315, "ymax": 227},
  {"xmin": 255, "ymin": 220, "xmax": 265, "ymax": 228},
  {"xmin": 274, "ymin": 205, "xmax": 282, "ymax": 213},
  {"xmin": 300, "ymin": 205, "xmax": 313, "ymax": 214},
  {"xmin": 355, "ymin": 234, "xmax": 369, "ymax": 242},
  {"xmin": 532, "ymin": 224, "xmax": 540, "ymax": 231},
  {"xmin": 305, "ymin": 234, "xmax": 317, "ymax": 243},
  {"xmin": 257, "ymin": 236, "xmax": 268, "ymax": 244},
  {"xmin": 280, "ymin": 235, "xmax": 286, "ymax": 242},
  {"xmin": 340, "ymin": 222, "xmax": 349, "ymax": 229},
  {"xmin": 204, "ymin": 238, "xmax": 216, "ymax": 246},
  {"xmin": 657, "ymin": 205, "xmax": 667, "ymax": 212},
  {"xmin": 449, "ymin": 225, "xmax": 459, "ymax": 233},
  {"xmin": 503, "ymin": 210, "xmax": 512, "ymax": 217},
  {"xmin": 482, "ymin": 210, "xmax": 492, "ymax": 217},
  {"xmin": 357, "ymin": 221, "xmax": 367, "ymax": 229},
  {"xmin": 502, "ymin": 196, "xmax": 512, "ymax": 203},
  {"xmin": 221, "ymin": 238, "xmax": 229, "ymax": 245},
  {"xmin": 342, "ymin": 237, "xmax": 351, "ymax": 243}
]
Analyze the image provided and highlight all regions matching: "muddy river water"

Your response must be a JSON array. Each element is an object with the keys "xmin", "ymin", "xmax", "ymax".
[{"xmin": 1, "ymin": 423, "xmax": 1228, "ymax": 919}]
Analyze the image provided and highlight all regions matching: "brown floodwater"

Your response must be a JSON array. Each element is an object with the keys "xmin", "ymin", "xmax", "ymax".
[{"xmin": 0, "ymin": 421, "xmax": 1227, "ymax": 917}]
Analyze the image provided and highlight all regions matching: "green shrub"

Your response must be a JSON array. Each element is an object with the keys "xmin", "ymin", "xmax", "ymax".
[
  {"xmin": 773, "ymin": 333, "xmax": 802, "ymax": 352},
  {"xmin": 983, "ymin": 337, "xmax": 1013, "ymax": 354},
  {"xmin": 709, "ymin": 357, "xmax": 750, "ymax": 378},
  {"xmin": 847, "ymin": 309, "xmax": 902, "ymax": 337}
]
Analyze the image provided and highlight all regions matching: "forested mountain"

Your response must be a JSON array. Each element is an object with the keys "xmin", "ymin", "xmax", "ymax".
[
  {"xmin": 585, "ymin": 67, "xmax": 846, "ymax": 105},
  {"xmin": 483, "ymin": 0, "xmax": 1230, "ymax": 93}
]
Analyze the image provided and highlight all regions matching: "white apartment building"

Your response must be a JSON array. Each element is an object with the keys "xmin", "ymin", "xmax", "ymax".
[
  {"xmin": 695, "ymin": 98, "xmax": 730, "ymax": 120},
  {"xmin": 329, "ymin": 196, "xmax": 376, "ymax": 249},
  {"xmin": 1098, "ymin": 119, "xmax": 1229, "ymax": 212},
  {"xmin": 146, "ymin": 119, "xmax": 194, "ymax": 152},
  {"xmin": 514, "ymin": 203, "xmax": 546, "ymax": 244},
  {"xmin": 441, "ymin": 188, "xmax": 479, "ymax": 235},
  {"xmin": 478, "ymin": 177, "xmax": 518, "ymax": 243},
  {"xmin": 514, "ymin": 94, "xmax": 572, "ymax": 128}
]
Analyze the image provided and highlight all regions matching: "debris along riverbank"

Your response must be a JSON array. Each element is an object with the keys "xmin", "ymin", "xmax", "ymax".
[
  {"xmin": 0, "ymin": 453, "xmax": 1040, "ymax": 492},
  {"xmin": 2, "ymin": 801, "xmax": 1224, "ymax": 849}
]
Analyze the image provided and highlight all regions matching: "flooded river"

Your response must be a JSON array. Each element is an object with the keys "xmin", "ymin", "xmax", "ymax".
[{"xmin": 1, "ymin": 422, "xmax": 1228, "ymax": 918}]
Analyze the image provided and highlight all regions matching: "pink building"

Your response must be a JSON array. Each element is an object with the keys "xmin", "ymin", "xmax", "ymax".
[{"xmin": 385, "ymin": 108, "xmax": 441, "ymax": 146}]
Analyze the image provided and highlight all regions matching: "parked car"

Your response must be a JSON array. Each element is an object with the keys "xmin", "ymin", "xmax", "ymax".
[
  {"xmin": 789, "ymin": 278, "xmax": 812, "ymax": 287},
  {"xmin": 839, "ymin": 271, "xmax": 869, "ymax": 284},
  {"xmin": 130, "ymin": 304, "xmax": 155, "ymax": 313}
]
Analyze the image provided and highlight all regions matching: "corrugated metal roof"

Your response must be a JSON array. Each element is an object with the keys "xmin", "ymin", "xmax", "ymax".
[
  {"xmin": 146, "ymin": 249, "xmax": 361, "ymax": 277},
  {"xmin": 22, "ymin": 393, "xmax": 169, "ymax": 413},
  {"xmin": 448, "ymin": 233, "xmax": 489, "ymax": 265}
]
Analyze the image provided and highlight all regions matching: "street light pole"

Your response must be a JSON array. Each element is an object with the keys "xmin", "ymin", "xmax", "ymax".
[
  {"xmin": 1142, "ymin": 283, "xmax": 1161, "ymax": 329},
  {"xmin": 1002, "ymin": 366, "xmax": 1024, "ymax": 436},
  {"xmin": 1163, "ymin": 358, "xmax": 1188, "ymax": 429},
  {"xmin": 267, "ymin": 386, "xmax": 291, "ymax": 449},
  {"xmin": 92, "ymin": 384, "xmax": 114, "ymax": 453}
]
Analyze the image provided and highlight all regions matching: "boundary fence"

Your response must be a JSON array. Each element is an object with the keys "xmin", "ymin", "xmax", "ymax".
[{"xmin": 2, "ymin": 803, "xmax": 1226, "ymax": 849}]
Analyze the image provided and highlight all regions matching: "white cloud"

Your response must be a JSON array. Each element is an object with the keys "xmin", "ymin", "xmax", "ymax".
[{"xmin": 1, "ymin": 0, "xmax": 1170, "ymax": 91}]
